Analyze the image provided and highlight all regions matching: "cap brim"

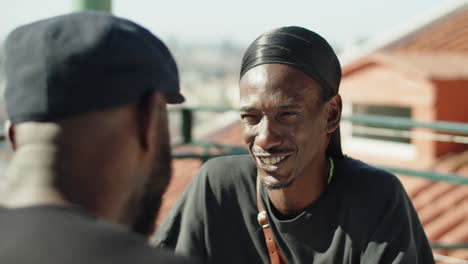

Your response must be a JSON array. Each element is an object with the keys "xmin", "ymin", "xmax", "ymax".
[{"xmin": 166, "ymin": 93, "xmax": 185, "ymax": 104}]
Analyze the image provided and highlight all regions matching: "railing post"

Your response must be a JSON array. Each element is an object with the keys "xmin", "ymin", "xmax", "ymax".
[
  {"xmin": 74, "ymin": 0, "xmax": 112, "ymax": 12},
  {"xmin": 181, "ymin": 108, "xmax": 193, "ymax": 144}
]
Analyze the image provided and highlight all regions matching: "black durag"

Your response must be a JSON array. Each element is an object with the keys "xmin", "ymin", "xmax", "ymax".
[{"xmin": 240, "ymin": 26, "xmax": 344, "ymax": 159}]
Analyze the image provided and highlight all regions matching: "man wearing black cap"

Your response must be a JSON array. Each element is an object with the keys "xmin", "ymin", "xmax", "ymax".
[
  {"xmin": 0, "ymin": 11, "xmax": 194, "ymax": 263},
  {"xmin": 153, "ymin": 26, "xmax": 435, "ymax": 263}
]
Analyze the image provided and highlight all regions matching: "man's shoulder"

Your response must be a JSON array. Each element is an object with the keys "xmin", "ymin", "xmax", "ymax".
[
  {"xmin": 103, "ymin": 240, "xmax": 196, "ymax": 264},
  {"xmin": 198, "ymin": 155, "xmax": 256, "ymax": 183},
  {"xmin": 202, "ymin": 155, "xmax": 255, "ymax": 172},
  {"xmin": 103, "ymin": 243, "xmax": 195, "ymax": 264},
  {"xmin": 0, "ymin": 206, "xmax": 195, "ymax": 264},
  {"xmin": 182, "ymin": 155, "xmax": 257, "ymax": 201},
  {"xmin": 338, "ymin": 156, "xmax": 402, "ymax": 186},
  {"xmin": 334, "ymin": 157, "xmax": 414, "ymax": 234},
  {"xmin": 65, "ymin": 210, "xmax": 195, "ymax": 263},
  {"xmin": 336, "ymin": 156, "xmax": 406, "ymax": 203}
]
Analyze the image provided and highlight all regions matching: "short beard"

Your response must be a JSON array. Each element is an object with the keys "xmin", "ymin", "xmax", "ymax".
[
  {"xmin": 130, "ymin": 95, "xmax": 172, "ymax": 237},
  {"xmin": 264, "ymin": 179, "xmax": 294, "ymax": 190},
  {"xmin": 125, "ymin": 139, "xmax": 172, "ymax": 237},
  {"xmin": 260, "ymin": 170, "xmax": 297, "ymax": 190}
]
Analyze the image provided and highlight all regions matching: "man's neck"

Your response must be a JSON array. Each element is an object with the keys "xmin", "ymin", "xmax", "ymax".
[{"xmin": 265, "ymin": 156, "xmax": 329, "ymax": 218}]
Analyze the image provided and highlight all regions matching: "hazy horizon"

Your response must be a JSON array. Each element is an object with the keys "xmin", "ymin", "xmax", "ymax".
[{"xmin": 1, "ymin": 0, "xmax": 456, "ymax": 47}]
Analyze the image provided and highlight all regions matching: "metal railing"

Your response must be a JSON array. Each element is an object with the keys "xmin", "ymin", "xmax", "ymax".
[
  {"xmin": 74, "ymin": 0, "xmax": 111, "ymax": 12},
  {"xmin": 169, "ymin": 106, "xmax": 468, "ymax": 184},
  {"xmin": 169, "ymin": 106, "xmax": 245, "ymax": 162},
  {"xmin": 169, "ymin": 106, "xmax": 468, "ymax": 253},
  {"xmin": 343, "ymin": 114, "xmax": 468, "ymax": 134}
]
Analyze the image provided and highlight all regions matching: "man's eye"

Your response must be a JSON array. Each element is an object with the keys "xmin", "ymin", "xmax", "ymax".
[
  {"xmin": 240, "ymin": 114, "xmax": 259, "ymax": 124},
  {"xmin": 279, "ymin": 112, "xmax": 299, "ymax": 121},
  {"xmin": 281, "ymin": 112, "xmax": 298, "ymax": 117}
]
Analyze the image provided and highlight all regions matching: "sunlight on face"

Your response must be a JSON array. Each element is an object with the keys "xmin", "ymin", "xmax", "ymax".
[{"xmin": 240, "ymin": 64, "xmax": 329, "ymax": 189}]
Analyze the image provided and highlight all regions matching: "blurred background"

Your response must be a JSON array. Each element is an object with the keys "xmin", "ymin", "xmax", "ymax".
[
  {"xmin": 1, "ymin": 0, "xmax": 462, "ymax": 142},
  {"xmin": 1, "ymin": 0, "xmax": 468, "ymax": 263}
]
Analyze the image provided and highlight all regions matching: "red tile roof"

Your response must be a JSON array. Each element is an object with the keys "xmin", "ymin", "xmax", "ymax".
[
  {"xmin": 156, "ymin": 121, "xmax": 244, "ymax": 226},
  {"xmin": 343, "ymin": 52, "xmax": 468, "ymax": 80},
  {"xmin": 387, "ymin": 8, "xmax": 468, "ymax": 53}
]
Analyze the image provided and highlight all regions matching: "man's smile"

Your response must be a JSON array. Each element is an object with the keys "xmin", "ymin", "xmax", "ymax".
[{"xmin": 254, "ymin": 153, "xmax": 292, "ymax": 172}]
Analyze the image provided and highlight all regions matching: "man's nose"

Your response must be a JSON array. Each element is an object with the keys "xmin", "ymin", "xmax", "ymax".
[{"xmin": 254, "ymin": 117, "xmax": 282, "ymax": 150}]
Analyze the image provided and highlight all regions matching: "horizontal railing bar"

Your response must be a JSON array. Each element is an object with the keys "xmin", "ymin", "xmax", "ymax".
[
  {"xmin": 342, "ymin": 114, "xmax": 468, "ymax": 134},
  {"xmin": 173, "ymin": 153, "xmax": 235, "ymax": 160},
  {"xmin": 169, "ymin": 106, "xmax": 236, "ymax": 113},
  {"xmin": 351, "ymin": 125, "xmax": 468, "ymax": 144},
  {"xmin": 381, "ymin": 166, "xmax": 468, "ymax": 185},
  {"xmin": 168, "ymin": 107, "xmax": 468, "ymax": 134},
  {"xmin": 172, "ymin": 150, "xmax": 468, "ymax": 185},
  {"xmin": 430, "ymin": 243, "xmax": 468, "ymax": 250}
]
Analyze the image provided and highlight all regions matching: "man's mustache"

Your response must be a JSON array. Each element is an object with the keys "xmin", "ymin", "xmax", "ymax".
[{"xmin": 251, "ymin": 146, "xmax": 295, "ymax": 155}]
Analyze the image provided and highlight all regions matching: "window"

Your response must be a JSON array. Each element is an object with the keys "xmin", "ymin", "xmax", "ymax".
[{"xmin": 351, "ymin": 104, "xmax": 412, "ymax": 144}]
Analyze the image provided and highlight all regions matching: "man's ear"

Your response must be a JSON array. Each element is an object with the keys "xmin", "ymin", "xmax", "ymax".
[
  {"xmin": 326, "ymin": 94, "xmax": 342, "ymax": 134},
  {"xmin": 136, "ymin": 93, "xmax": 159, "ymax": 152},
  {"xmin": 4, "ymin": 120, "xmax": 17, "ymax": 151},
  {"xmin": 8, "ymin": 125, "xmax": 16, "ymax": 151}
]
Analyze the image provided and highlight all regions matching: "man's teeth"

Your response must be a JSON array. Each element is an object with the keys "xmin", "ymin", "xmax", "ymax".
[{"xmin": 259, "ymin": 156, "xmax": 287, "ymax": 165}]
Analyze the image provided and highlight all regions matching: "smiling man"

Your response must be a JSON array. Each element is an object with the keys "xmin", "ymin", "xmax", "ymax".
[{"xmin": 153, "ymin": 26, "xmax": 435, "ymax": 264}]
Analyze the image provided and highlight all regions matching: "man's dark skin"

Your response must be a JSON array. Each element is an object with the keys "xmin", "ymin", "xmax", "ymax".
[
  {"xmin": 0, "ymin": 11, "xmax": 197, "ymax": 264},
  {"xmin": 0, "ymin": 93, "xmax": 170, "ymax": 235},
  {"xmin": 154, "ymin": 26, "xmax": 434, "ymax": 263},
  {"xmin": 240, "ymin": 63, "xmax": 341, "ymax": 217}
]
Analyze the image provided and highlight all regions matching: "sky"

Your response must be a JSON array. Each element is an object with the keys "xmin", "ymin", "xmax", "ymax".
[{"xmin": 0, "ymin": 0, "xmax": 458, "ymax": 47}]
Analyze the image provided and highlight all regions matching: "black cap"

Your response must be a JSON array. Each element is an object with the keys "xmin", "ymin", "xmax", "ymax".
[
  {"xmin": 3, "ymin": 11, "xmax": 184, "ymax": 124},
  {"xmin": 240, "ymin": 26, "xmax": 343, "ymax": 159}
]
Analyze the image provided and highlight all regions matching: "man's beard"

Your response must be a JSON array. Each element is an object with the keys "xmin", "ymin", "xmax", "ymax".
[
  {"xmin": 123, "ymin": 140, "xmax": 172, "ymax": 236},
  {"xmin": 264, "ymin": 177, "xmax": 294, "ymax": 190},
  {"xmin": 260, "ymin": 170, "xmax": 296, "ymax": 190}
]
